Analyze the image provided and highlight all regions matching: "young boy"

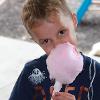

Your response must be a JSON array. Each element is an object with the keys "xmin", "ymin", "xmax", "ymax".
[{"xmin": 9, "ymin": 0, "xmax": 100, "ymax": 100}]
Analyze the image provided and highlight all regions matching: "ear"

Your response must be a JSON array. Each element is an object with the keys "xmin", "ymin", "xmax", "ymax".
[{"xmin": 71, "ymin": 13, "xmax": 78, "ymax": 29}]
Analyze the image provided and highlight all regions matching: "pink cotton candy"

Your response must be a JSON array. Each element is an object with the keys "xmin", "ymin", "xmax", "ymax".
[{"xmin": 46, "ymin": 43, "xmax": 83, "ymax": 85}]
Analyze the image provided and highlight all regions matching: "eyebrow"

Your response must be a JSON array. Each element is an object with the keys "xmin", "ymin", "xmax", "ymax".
[{"xmin": 38, "ymin": 26, "xmax": 67, "ymax": 43}]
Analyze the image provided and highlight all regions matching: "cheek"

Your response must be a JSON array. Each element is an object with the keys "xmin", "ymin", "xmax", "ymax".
[
  {"xmin": 70, "ymin": 29, "xmax": 76, "ymax": 39},
  {"xmin": 69, "ymin": 23, "xmax": 76, "ymax": 37},
  {"xmin": 42, "ymin": 46, "xmax": 53, "ymax": 55},
  {"xmin": 64, "ymin": 32, "xmax": 77, "ymax": 46},
  {"xmin": 68, "ymin": 35, "xmax": 77, "ymax": 45}
]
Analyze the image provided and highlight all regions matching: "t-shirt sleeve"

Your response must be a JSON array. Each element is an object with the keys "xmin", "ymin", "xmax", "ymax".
[
  {"xmin": 9, "ymin": 63, "xmax": 35, "ymax": 100},
  {"xmin": 93, "ymin": 61, "xmax": 100, "ymax": 99}
]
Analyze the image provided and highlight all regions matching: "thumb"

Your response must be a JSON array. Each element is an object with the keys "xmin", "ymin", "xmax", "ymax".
[
  {"xmin": 65, "ymin": 85, "xmax": 68, "ymax": 93},
  {"xmin": 50, "ymin": 86, "xmax": 54, "ymax": 95}
]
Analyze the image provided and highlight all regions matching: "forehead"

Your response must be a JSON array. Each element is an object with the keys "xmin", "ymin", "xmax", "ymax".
[
  {"xmin": 31, "ymin": 13, "xmax": 73, "ymax": 40},
  {"xmin": 33, "ymin": 13, "xmax": 72, "ymax": 27},
  {"xmin": 32, "ymin": 12, "xmax": 71, "ymax": 27}
]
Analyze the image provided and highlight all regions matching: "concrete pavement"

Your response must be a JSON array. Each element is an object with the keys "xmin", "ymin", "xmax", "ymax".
[{"xmin": 0, "ymin": 36, "xmax": 45, "ymax": 100}]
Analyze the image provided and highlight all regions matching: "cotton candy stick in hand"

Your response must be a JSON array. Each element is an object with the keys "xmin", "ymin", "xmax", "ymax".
[{"xmin": 52, "ymin": 81, "xmax": 62, "ymax": 95}]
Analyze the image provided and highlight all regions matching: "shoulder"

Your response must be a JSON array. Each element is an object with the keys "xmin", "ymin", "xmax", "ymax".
[
  {"xmin": 81, "ymin": 53, "xmax": 100, "ymax": 69},
  {"xmin": 81, "ymin": 53, "xmax": 100, "ymax": 81},
  {"xmin": 83, "ymin": 54, "xmax": 100, "ymax": 73},
  {"xmin": 83, "ymin": 53, "xmax": 100, "ymax": 79},
  {"xmin": 25, "ymin": 54, "xmax": 47, "ymax": 66},
  {"xmin": 24, "ymin": 54, "xmax": 48, "ymax": 73},
  {"xmin": 94, "ymin": 60, "xmax": 100, "ymax": 77},
  {"xmin": 22, "ymin": 54, "xmax": 50, "ymax": 85}
]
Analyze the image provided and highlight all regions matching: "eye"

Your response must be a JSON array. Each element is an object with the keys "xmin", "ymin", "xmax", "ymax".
[
  {"xmin": 44, "ymin": 39, "xmax": 49, "ymax": 43},
  {"xmin": 58, "ymin": 30, "xmax": 66, "ymax": 37},
  {"xmin": 58, "ymin": 29, "xmax": 69, "ymax": 37},
  {"xmin": 40, "ymin": 39, "xmax": 49, "ymax": 45},
  {"xmin": 59, "ymin": 30, "xmax": 65, "ymax": 35}
]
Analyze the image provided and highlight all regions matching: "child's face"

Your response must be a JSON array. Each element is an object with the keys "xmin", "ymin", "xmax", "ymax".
[{"xmin": 31, "ymin": 12, "xmax": 77, "ymax": 55}]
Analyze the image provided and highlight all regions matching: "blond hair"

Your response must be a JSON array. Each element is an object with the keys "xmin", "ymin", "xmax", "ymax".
[{"xmin": 22, "ymin": 0, "xmax": 71, "ymax": 34}]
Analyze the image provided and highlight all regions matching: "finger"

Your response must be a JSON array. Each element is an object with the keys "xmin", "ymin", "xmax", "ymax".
[
  {"xmin": 65, "ymin": 86, "xmax": 68, "ymax": 93},
  {"xmin": 50, "ymin": 86, "xmax": 54, "ymax": 95},
  {"xmin": 54, "ymin": 92, "xmax": 61, "ymax": 96},
  {"xmin": 52, "ymin": 94, "xmax": 61, "ymax": 100},
  {"xmin": 53, "ymin": 92, "xmax": 76, "ymax": 100},
  {"xmin": 52, "ymin": 93, "xmax": 69, "ymax": 100},
  {"xmin": 55, "ymin": 92, "xmax": 75, "ymax": 98}
]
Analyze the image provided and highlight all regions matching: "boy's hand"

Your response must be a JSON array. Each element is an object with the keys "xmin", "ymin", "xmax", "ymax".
[
  {"xmin": 52, "ymin": 92, "xmax": 75, "ymax": 100},
  {"xmin": 50, "ymin": 86, "xmax": 76, "ymax": 100}
]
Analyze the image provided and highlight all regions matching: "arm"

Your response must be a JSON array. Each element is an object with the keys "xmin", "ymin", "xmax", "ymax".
[{"xmin": 9, "ymin": 64, "xmax": 35, "ymax": 100}]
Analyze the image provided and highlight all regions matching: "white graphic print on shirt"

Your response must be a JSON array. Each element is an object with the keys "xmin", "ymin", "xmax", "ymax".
[{"xmin": 28, "ymin": 68, "xmax": 45, "ymax": 85}]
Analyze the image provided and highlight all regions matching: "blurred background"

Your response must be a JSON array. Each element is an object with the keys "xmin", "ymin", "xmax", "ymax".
[
  {"xmin": 0, "ymin": 0, "xmax": 100, "ymax": 52},
  {"xmin": 0, "ymin": 0, "xmax": 100, "ymax": 100}
]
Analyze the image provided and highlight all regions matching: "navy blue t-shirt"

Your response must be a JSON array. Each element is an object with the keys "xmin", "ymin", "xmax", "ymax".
[{"xmin": 9, "ymin": 54, "xmax": 100, "ymax": 100}]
